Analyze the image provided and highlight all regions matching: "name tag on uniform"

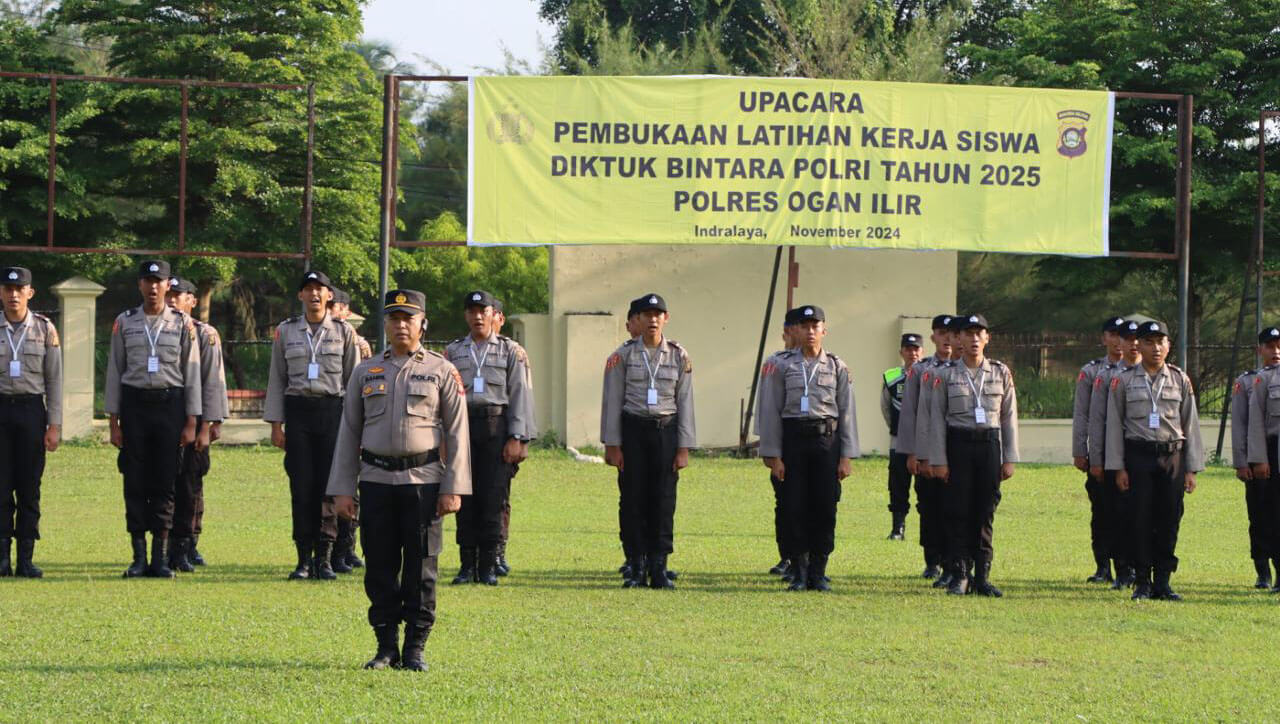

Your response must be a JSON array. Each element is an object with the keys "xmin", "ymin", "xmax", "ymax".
[
  {"xmin": 7, "ymin": 360, "xmax": 19, "ymax": 377},
  {"xmin": 800, "ymin": 396, "xmax": 810, "ymax": 413},
  {"xmin": 1148, "ymin": 412, "xmax": 1160, "ymax": 429},
  {"xmin": 307, "ymin": 362, "xmax": 320, "ymax": 380},
  {"xmin": 647, "ymin": 387, "xmax": 658, "ymax": 405},
  {"xmin": 147, "ymin": 356, "xmax": 159, "ymax": 373},
  {"xmin": 473, "ymin": 375, "xmax": 485, "ymax": 393},
  {"xmin": 974, "ymin": 406, "xmax": 987, "ymax": 424}
]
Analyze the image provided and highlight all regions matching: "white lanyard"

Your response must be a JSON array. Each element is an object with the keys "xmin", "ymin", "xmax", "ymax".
[
  {"xmin": 4, "ymin": 317, "xmax": 28, "ymax": 378},
  {"xmin": 142, "ymin": 315, "xmax": 164, "ymax": 373},
  {"xmin": 305, "ymin": 325, "xmax": 326, "ymax": 380},
  {"xmin": 1144, "ymin": 370, "xmax": 1167, "ymax": 429},
  {"xmin": 965, "ymin": 365, "xmax": 987, "ymax": 424},
  {"xmin": 641, "ymin": 344, "xmax": 664, "ymax": 405},
  {"xmin": 469, "ymin": 338, "xmax": 492, "ymax": 393},
  {"xmin": 800, "ymin": 356, "xmax": 821, "ymax": 413}
]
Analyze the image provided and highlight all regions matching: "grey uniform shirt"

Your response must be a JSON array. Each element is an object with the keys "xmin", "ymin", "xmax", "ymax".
[
  {"xmin": 263, "ymin": 313, "xmax": 360, "ymax": 423},
  {"xmin": 924, "ymin": 358, "xmax": 1019, "ymax": 466},
  {"xmin": 445, "ymin": 332, "xmax": 534, "ymax": 440},
  {"xmin": 1233, "ymin": 369, "xmax": 1257, "ymax": 468},
  {"xmin": 913, "ymin": 357, "xmax": 950, "ymax": 462},
  {"xmin": 1087, "ymin": 360, "xmax": 1136, "ymax": 469},
  {"xmin": 105, "ymin": 306, "xmax": 201, "ymax": 417},
  {"xmin": 327, "ymin": 347, "xmax": 472, "ymax": 496},
  {"xmin": 1072, "ymin": 358, "xmax": 1105, "ymax": 459},
  {"xmin": 1104, "ymin": 363, "xmax": 1204, "ymax": 473},
  {"xmin": 195, "ymin": 321, "xmax": 229, "ymax": 422},
  {"xmin": 895, "ymin": 357, "xmax": 934, "ymax": 458},
  {"xmin": 600, "ymin": 337, "xmax": 696, "ymax": 449},
  {"xmin": 752, "ymin": 349, "xmax": 788, "ymax": 438},
  {"xmin": 1246, "ymin": 364, "xmax": 1280, "ymax": 465},
  {"xmin": 0, "ymin": 312, "xmax": 62, "ymax": 425},
  {"xmin": 756, "ymin": 348, "xmax": 859, "ymax": 459}
]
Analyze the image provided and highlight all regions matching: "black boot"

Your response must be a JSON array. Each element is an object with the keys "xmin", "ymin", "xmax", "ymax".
[
  {"xmin": 169, "ymin": 537, "xmax": 195, "ymax": 574},
  {"xmin": 1152, "ymin": 569, "xmax": 1181, "ymax": 601},
  {"xmin": 496, "ymin": 540, "xmax": 510, "ymax": 576},
  {"xmin": 808, "ymin": 555, "xmax": 831, "ymax": 592},
  {"xmin": 622, "ymin": 555, "xmax": 647, "ymax": 588},
  {"xmin": 1112, "ymin": 563, "xmax": 1135, "ymax": 590},
  {"xmin": 288, "ymin": 541, "xmax": 311, "ymax": 580},
  {"xmin": 331, "ymin": 535, "xmax": 354, "ymax": 574},
  {"xmin": 1131, "ymin": 569, "xmax": 1153, "ymax": 600},
  {"xmin": 648, "ymin": 554, "xmax": 675, "ymax": 589},
  {"xmin": 972, "ymin": 559, "xmax": 1003, "ymax": 597},
  {"xmin": 364, "ymin": 623, "xmax": 400, "ymax": 670},
  {"xmin": 188, "ymin": 534, "xmax": 206, "ymax": 566},
  {"xmin": 124, "ymin": 536, "xmax": 148, "ymax": 578},
  {"xmin": 0, "ymin": 538, "xmax": 10, "ymax": 577},
  {"xmin": 888, "ymin": 513, "xmax": 905, "ymax": 541},
  {"xmin": 16, "ymin": 539, "xmax": 42, "ymax": 578},
  {"xmin": 787, "ymin": 554, "xmax": 809, "ymax": 591},
  {"xmin": 452, "ymin": 547, "xmax": 477, "ymax": 585},
  {"xmin": 921, "ymin": 564, "xmax": 941, "ymax": 580},
  {"xmin": 1270, "ymin": 558, "xmax": 1280, "ymax": 593},
  {"xmin": 401, "ymin": 623, "xmax": 430, "ymax": 672},
  {"xmin": 312, "ymin": 540, "xmax": 337, "ymax": 580},
  {"xmin": 477, "ymin": 546, "xmax": 499, "ymax": 586},
  {"xmin": 933, "ymin": 568, "xmax": 954, "ymax": 589},
  {"xmin": 1086, "ymin": 556, "xmax": 1112, "ymax": 584},
  {"xmin": 769, "ymin": 558, "xmax": 789, "ymax": 575},
  {"xmin": 148, "ymin": 534, "xmax": 175, "ymax": 578},
  {"xmin": 1255, "ymin": 558, "xmax": 1272, "ymax": 589},
  {"xmin": 946, "ymin": 560, "xmax": 969, "ymax": 596},
  {"xmin": 345, "ymin": 547, "xmax": 364, "ymax": 569}
]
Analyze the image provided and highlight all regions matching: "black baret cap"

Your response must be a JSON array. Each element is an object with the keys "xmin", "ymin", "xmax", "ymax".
[
  {"xmin": 1121, "ymin": 320, "xmax": 1140, "ymax": 338},
  {"xmin": 1102, "ymin": 316, "xmax": 1128, "ymax": 333},
  {"xmin": 901, "ymin": 333, "xmax": 923, "ymax": 348},
  {"xmin": 792, "ymin": 304, "xmax": 824, "ymax": 323},
  {"xmin": 633, "ymin": 293, "xmax": 667, "ymax": 314},
  {"xmin": 931, "ymin": 314, "xmax": 953, "ymax": 331},
  {"xmin": 384, "ymin": 289, "xmax": 426, "ymax": 315},
  {"xmin": 1137, "ymin": 320, "xmax": 1169, "ymax": 339},
  {"xmin": 329, "ymin": 288, "xmax": 351, "ymax": 306},
  {"xmin": 139, "ymin": 260, "xmax": 170, "ymax": 280},
  {"xmin": 0, "ymin": 267, "xmax": 32, "ymax": 286},
  {"xmin": 953, "ymin": 313, "xmax": 989, "ymax": 331},
  {"xmin": 1259, "ymin": 327, "xmax": 1280, "ymax": 344},
  {"xmin": 167, "ymin": 277, "xmax": 196, "ymax": 295},
  {"xmin": 298, "ymin": 270, "xmax": 334, "ymax": 291},
  {"xmin": 463, "ymin": 290, "xmax": 498, "ymax": 309}
]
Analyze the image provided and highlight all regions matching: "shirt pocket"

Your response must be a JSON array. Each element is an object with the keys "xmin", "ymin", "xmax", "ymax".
[
  {"xmin": 363, "ymin": 385, "xmax": 389, "ymax": 418},
  {"xmin": 625, "ymin": 359, "xmax": 647, "ymax": 384},
  {"xmin": 1160, "ymin": 385, "xmax": 1183, "ymax": 405},
  {"xmin": 20, "ymin": 339, "xmax": 44, "ymax": 366},
  {"xmin": 318, "ymin": 339, "xmax": 344, "ymax": 372},
  {"xmin": 154, "ymin": 334, "xmax": 181, "ymax": 363},
  {"xmin": 1124, "ymin": 384, "xmax": 1149, "ymax": 419},
  {"xmin": 946, "ymin": 381, "xmax": 971, "ymax": 407},
  {"xmin": 481, "ymin": 360, "xmax": 508, "ymax": 391},
  {"xmin": 284, "ymin": 345, "xmax": 310, "ymax": 377},
  {"xmin": 655, "ymin": 363, "xmax": 680, "ymax": 393},
  {"xmin": 406, "ymin": 379, "xmax": 438, "ymax": 418},
  {"xmin": 1268, "ymin": 386, "xmax": 1280, "ymax": 416},
  {"xmin": 981, "ymin": 378, "xmax": 1004, "ymax": 410}
]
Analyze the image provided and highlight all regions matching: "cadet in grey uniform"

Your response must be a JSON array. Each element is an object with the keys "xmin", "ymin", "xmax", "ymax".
[
  {"xmin": 164, "ymin": 277, "xmax": 228, "ymax": 572},
  {"xmin": 758, "ymin": 304, "xmax": 858, "ymax": 592},
  {"xmin": 444, "ymin": 290, "xmax": 532, "ymax": 586},
  {"xmin": 1086, "ymin": 319, "xmax": 1141, "ymax": 590},
  {"xmin": 328, "ymin": 289, "xmax": 471, "ymax": 672},
  {"xmin": 926, "ymin": 314, "xmax": 1018, "ymax": 597},
  {"xmin": 899, "ymin": 315, "xmax": 954, "ymax": 583},
  {"xmin": 106, "ymin": 259, "xmax": 201, "ymax": 579},
  {"xmin": 492, "ymin": 302, "xmax": 536, "ymax": 576},
  {"xmin": 1074, "ymin": 316, "xmax": 1127, "ymax": 584},
  {"xmin": 1244, "ymin": 327, "xmax": 1280, "ymax": 589},
  {"xmin": 601, "ymin": 293, "xmax": 696, "ymax": 589},
  {"xmin": 0, "ymin": 266, "xmax": 61, "ymax": 578},
  {"xmin": 330, "ymin": 289, "xmax": 373, "ymax": 361},
  {"xmin": 1105, "ymin": 320, "xmax": 1203, "ymax": 601},
  {"xmin": 881, "ymin": 333, "xmax": 923, "ymax": 541},
  {"xmin": 328, "ymin": 289, "xmax": 370, "ymax": 573},
  {"xmin": 759, "ymin": 312, "xmax": 799, "ymax": 578},
  {"xmin": 264, "ymin": 270, "xmax": 360, "ymax": 581}
]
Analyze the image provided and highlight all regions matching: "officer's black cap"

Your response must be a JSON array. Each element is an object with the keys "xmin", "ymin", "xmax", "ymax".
[
  {"xmin": 463, "ymin": 290, "xmax": 498, "ymax": 309},
  {"xmin": 384, "ymin": 289, "xmax": 426, "ymax": 315},
  {"xmin": 329, "ymin": 288, "xmax": 351, "ymax": 306},
  {"xmin": 931, "ymin": 314, "xmax": 953, "ymax": 331},
  {"xmin": 0, "ymin": 267, "xmax": 32, "ymax": 286},
  {"xmin": 901, "ymin": 333, "xmax": 923, "ymax": 348},
  {"xmin": 633, "ymin": 293, "xmax": 667, "ymax": 314},
  {"xmin": 1259, "ymin": 327, "xmax": 1280, "ymax": 344},
  {"xmin": 1121, "ymin": 320, "xmax": 1140, "ymax": 338},
  {"xmin": 167, "ymin": 277, "xmax": 196, "ymax": 295},
  {"xmin": 139, "ymin": 260, "xmax": 170, "ymax": 280},
  {"xmin": 1101, "ymin": 316, "xmax": 1128, "ymax": 333},
  {"xmin": 792, "ymin": 304, "xmax": 824, "ymax": 323},
  {"xmin": 1137, "ymin": 320, "xmax": 1169, "ymax": 339},
  {"xmin": 298, "ymin": 270, "xmax": 333, "ymax": 291},
  {"xmin": 953, "ymin": 313, "xmax": 989, "ymax": 331}
]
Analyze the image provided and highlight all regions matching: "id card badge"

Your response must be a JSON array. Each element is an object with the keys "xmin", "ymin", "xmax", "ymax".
[
  {"xmin": 646, "ymin": 387, "xmax": 658, "ymax": 406},
  {"xmin": 800, "ymin": 396, "xmax": 810, "ymax": 413},
  {"xmin": 1148, "ymin": 412, "xmax": 1160, "ymax": 429},
  {"xmin": 307, "ymin": 362, "xmax": 320, "ymax": 380},
  {"xmin": 974, "ymin": 406, "xmax": 987, "ymax": 424},
  {"xmin": 7, "ymin": 360, "xmax": 19, "ymax": 378},
  {"xmin": 147, "ymin": 355, "xmax": 159, "ymax": 373},
  {"xmin": 473, "ymin": 375, "xmax": 485, "ymax": 394}
]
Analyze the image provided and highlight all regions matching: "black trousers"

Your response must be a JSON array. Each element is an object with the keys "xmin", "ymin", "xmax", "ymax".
[
  {"xmin": 619, "ymin": 414, "xmax": 679, "ymax": 557},
  {"xmin": 172, "ymin": 422, "xmax": 211, "ymax": 540},
  {"xmin": 781, "ymin": 420, "xmax": 841, "ymax": 558},
  {"xmin": 770, "ymin": 474, "xmax": 786, "ymax": 559},
  {"xmin": 283, "ymin": 396, "xmax": 341, "ymax": 544},
  {"xmin": 0, "ymin": 396, "xmax": 46, "ymax": 540},
  {"xmin": 1123, "ymin": 445, "xmax": 1185, "ymax": 576},
  {"xmin": 1102, "ymin": 470, "xmax": 1131, "ymax": 568},
  {"xmin": 943, "ymin": 430, "xmax": 1002, "ymax": 567},
  {"xmin": 915, "ymin": 474, "xmax": 945, "ymax": 567},
  {"xmin": 455, "ymin": 412, "xmax": 513, "ymax": 549},
  {"xmin": 1084, "ymin": 473, "xmax": 1110, "ymax": 568},
  {"xmin": 887, "ymin": 450, "xmax": 912, "ymax": 516},
  {"xmin": 617, "ymin": 469, "xmax": 633, "ymax": 558},
  {"xmin": 1246, "ymin": 436, "xmax": 1280, "ymax": 561},
  {"xmin": 360, "ymin": 481, "xmax": 441, "ymax": 631},
  {"xmin": 120, "ymin": 386, "xmax": 185, "ymax": 535}
]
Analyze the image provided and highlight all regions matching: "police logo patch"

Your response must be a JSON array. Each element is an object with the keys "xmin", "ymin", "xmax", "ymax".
[
  {"xmin": 1057, "ymin": 109, "xmax": 1090, "ymax": 158},
  {"xmin": 395, "ymin": 293, "xmax": 407, "ymax": 304},
  {"xmin": 363, "ymin": 385, "xmax": 373, "ymax": 395},
  {"xmin": 149, "ymin": 264, "xmax": 159, "ymax": 272},
  {"xmin": 7, "ymin": 272, "xmax": 16, "ymax": 281},
  {"xmin": 472, "ymin": 293, "xmax": 482, "ymax": 301}
]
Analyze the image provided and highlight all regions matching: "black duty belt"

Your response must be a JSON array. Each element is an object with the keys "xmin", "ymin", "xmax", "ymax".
[
  {"xmin": 0, "ymin": 394, "xmax": 41, "ymax": 404},
  {"xmin": 1126, "ymin": 439, "xmax": 1183, "ymax": 455},
  {"xmin": 123, "ymin": 385, "xmax": 181, "ymax": 403},
  {"xmin": 623, "ymin": 413, "xmax": 676, "ymax": 429},
  {"xmin": 784, "ymin": 417, "xmax": 837, "ymax": 436},
  {"xmin": 947, "ymin": 427, "xmax": 1000, "ymax": 442},
  {"xmin": 468, "ymin": 404, "xmax": 507, "ymax": 418},
  {"xmin": 362, "ymin": 449, "xmax": 440, "ymax": 471}
]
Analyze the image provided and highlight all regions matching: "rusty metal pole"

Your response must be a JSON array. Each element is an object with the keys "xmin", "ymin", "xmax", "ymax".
[
  {"xmin": 786, "ymin": 246, "xmax": 797, "ymax": 308},
  {"xmin": 302, "ymin": 83, "xmax": 316, "ymax": 271},
  {"xmin": 740, "ymin": 246, "xmax": 784, "ymax": 453},
  {"xmin": 178, "ymin": 82, "xmax": 189, "ymax": 253},
  {"xmin": 376, "ymin": 74, "xmax": 397, "ymax": 350},
  {"xmin": 46, "ymin": 77, "xmax": 57, "ymax": 248},
  {"xmin": 1175, "ymin": 95, "xmax": 1193, "ymax": 367}
]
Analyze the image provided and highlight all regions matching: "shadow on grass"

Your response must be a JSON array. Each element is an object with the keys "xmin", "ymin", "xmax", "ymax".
[
  {"xmin": 0, "ymin": 658, "xmax": 341, "ymax": 675},
  {"xmin": 13, "ymin": 562, "xmax": 341, "ymax": 585}
]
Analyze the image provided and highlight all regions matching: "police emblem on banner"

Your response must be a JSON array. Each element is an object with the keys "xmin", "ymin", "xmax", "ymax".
[
  {"xmin": 1056, "ymin": 109, "xmax": 1090, "ymax": 158},
  {"xmin": 487, "ymin": 105, "xmax": 533, "ymax": 144}
]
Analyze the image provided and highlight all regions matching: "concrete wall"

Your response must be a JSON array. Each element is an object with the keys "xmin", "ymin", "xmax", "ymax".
[
  {"xmin": 515, "ymin": 245, "xmax": 957, "ymax": 451},
  {"xmin": 1017, "ymin": 418, "xmax": 1232, "ymax": 465}
]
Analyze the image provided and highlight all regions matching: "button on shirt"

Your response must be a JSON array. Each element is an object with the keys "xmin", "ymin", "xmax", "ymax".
[
  {"xmin": 600, "ymin": 337, "xmax": 696, "ymax": 449},
  {"xmin": 327, "ymin": 347, "xmax": 472, "ymax": 495},
  {"xmin": 1087, "ymin": 360, "xmax": 1136, "ymax": 469},
  {"xmin": 263, "ymin": 314, "xmax": 360, "ymax": 423},
  {"xmin": 924, "ymin": 358, "xmax": 1019, "ymax": 466},
  {"xmin": 1104, "ymin": 363, "xmax": 1204, "ymax": 472},
  {"xmin": 756, "ymin": 348, "xmax": 859, "ymax": 459},
  {"xmin": 1246, "ymin": 364, "xmax": 1280, "ymax": 465},
  {"xmin": 195, "ymin": 321, "xmax": 229, "ymax": 422},
  {"xmin": 445, "ymin": 333, "xmax": 534, "ymax": 440},
  {"xmin": 104, "ymin": 306, "xmax": 201, "ymax": 416},
  {"xmin": 0, "ymin": 312, "xmax": 62, "ymax": 425}
]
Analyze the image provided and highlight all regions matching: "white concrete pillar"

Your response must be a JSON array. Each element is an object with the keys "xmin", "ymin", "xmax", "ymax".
[{"xmin": 51, "ymin": 275, "xmax": 105, "ymax": 440}]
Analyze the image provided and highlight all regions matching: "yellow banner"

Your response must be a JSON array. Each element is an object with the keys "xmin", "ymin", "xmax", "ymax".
[{"xmin": 468, "ymin": 76, "xmax": 1113, "ymax": 255}]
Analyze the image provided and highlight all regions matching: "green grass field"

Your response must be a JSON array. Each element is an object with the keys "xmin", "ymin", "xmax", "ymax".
[{"xmin": 0, "ymin": 445, "xmax": 1273, "ymax": 721}]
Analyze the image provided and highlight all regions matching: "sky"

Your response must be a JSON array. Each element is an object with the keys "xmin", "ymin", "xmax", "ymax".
[{"xmin": 360, "ymin": 0, "xmax": 556, "ymax": 76}]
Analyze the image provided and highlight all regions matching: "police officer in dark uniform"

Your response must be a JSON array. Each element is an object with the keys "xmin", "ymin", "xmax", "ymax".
[
  {"xmin": 601, "ymin": 293, "xmax": 696, "ymax": 589},
  {"xmin": 444, "ymin": 290, "xmax": 532, "ymax": 586},
  {"xmin": 1244, "ymin": 327, "xmax": 1280, "ymax": 589},
  {"xmin": 0, "ymin": 267, "xmax": 61, "ymax": 578},
  {"xmin": 106, "ymin": 260, "xmax": 201, "ymax": 578},
  {"xmin": 882, "ymin": 333, "xmax": 923, "ymax": 540},
  {"xmin": 328, "ymin": 289, "xmax": 470, "ymax": 672},
  {"xmin": 1106, "ymin": 320, "xmax": 1203, "ymax": 601},
  {"xmin": 758, "ymin": 305, "xmax": 859, "ymax": 592},
  {"xmin": 926, "ymin": 314, "xmax": 1019, "ymax": 597},
  {"xmin": 264, "ymin": 270, "xmax": 360, "ymax": 581}
]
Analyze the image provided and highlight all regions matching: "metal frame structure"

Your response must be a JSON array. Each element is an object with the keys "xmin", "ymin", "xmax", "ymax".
[{"xmin": 0, "ymin": 71, "xmax": 316, "ymax": 260}]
